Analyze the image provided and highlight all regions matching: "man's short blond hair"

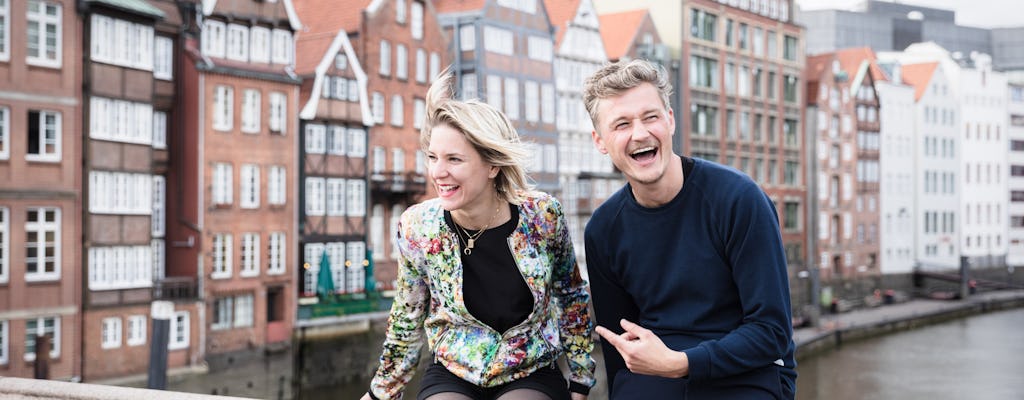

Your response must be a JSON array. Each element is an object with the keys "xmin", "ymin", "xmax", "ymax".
[{"xmin": 583, "ymin": 59, "xmax": 673, "ymax": 129}]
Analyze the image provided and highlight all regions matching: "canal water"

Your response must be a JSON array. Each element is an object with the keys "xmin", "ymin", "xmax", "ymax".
[{"xmin": 796, "ymin": 308, "xmax": 1024, "ymax": 400}]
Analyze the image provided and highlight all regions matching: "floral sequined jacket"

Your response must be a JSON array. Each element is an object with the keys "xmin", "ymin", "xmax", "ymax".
[{"xmin": 368, "ymin": 192, "xmax": 596, "ymax": 399}]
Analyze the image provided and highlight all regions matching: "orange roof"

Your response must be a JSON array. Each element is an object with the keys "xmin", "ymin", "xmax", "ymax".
[
  {"xmin": 433, "ymin": 0, "xmax": 488, "ymax": 14},
  {"xmin": 835, "ymin": 47, "xmax": 889, "ymax": 83},
  {"xmin": 599, "ymin": 9, "xmax": 648, "ymax": 61},
  {"xmin": 292, "ymin": 0, "xmax": 373, "ymax": 75},
  {"xmin": 294, "ymin": 32, "xmax": 338, "ymax": 75},
  {"xmin": 900, "ymin": 62, "xmax": 939, "ymax": 101},
  {"xmin": 804, "ymin": 53, "xmax": 833, "ymax": 104},
  {"xmin": 544, "ymin": 0, "xmax": 581, "ymax": 47}
]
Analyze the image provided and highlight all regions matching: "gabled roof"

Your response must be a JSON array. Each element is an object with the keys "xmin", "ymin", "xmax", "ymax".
[
  {"xmin": 836, "ymin": 47, "xmax": 889, "ymax": 83},
  {"xmin": 293, "ymin": 0, "xmax": 371, "ymax": 34},
  {"xmin": 804, "ymin": 53, "xmax": 832, "ymax": 104},
  {"xmin": 297, "ymin": 30, "xmax": 374, "ymax": 125},
  {"xmin": 598, "ymin": 9, "xmax": 647, "ymax": 61},
  {"xmin": 901, "ymin": 62, "xmax": 939, "ymax": 101},
  {"xmin": 544, "ymin": 0, "xmax": 581, "ymax": 47},
  {"xmin": 202, "ymin": 0, "xmax": 303, "ymax": 30},
  {"xmin": 433, "ymin": 0, "xmax": 488, "ymax": 14}
]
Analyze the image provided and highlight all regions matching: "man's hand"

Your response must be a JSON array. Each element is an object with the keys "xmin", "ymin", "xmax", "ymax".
[
  {"xmin": 595, "ymin": 319, "xmax": 689, "ymax": 378},
  {"xmin": 571, "ymin": 392, "xmax": 588, "ymax": 400}
]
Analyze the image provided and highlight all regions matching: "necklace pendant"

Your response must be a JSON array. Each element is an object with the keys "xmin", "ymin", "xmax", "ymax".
[
  {"xmin": 466, "ymin": 238, "xmax": 475, "ymax": 250},
  {"xmin": 464, "ymin": 247, "xmax": 472, "ymax": 255}
]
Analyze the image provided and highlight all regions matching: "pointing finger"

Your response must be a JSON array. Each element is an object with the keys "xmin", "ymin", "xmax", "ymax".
[
  {"xmin": 595, "ymin": 325, "xmax": 627, "ymax": 348},
  {"xmin": 619, "ymin": 319, "xmax": 649, "ymax": 337}
]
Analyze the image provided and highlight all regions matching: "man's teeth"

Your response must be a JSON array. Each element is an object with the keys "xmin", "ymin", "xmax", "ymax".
[{"xmin": 630, "ymin": 146, "xmax": 655, "ymax": 156}]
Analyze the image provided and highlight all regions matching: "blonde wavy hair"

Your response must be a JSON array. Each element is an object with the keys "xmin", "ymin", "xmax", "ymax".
[
  {"xmin": 421, "ymin": 69, "xmax": 533, "ymax": 204},
  {"xmin": 582, "ymin": 59, "xmax": 674, "ymax": 130}
]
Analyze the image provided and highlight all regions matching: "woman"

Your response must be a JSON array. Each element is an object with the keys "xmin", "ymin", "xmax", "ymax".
[{"xmin": 360, "ymin": 71, "xmax": 595, "ymax": 400}]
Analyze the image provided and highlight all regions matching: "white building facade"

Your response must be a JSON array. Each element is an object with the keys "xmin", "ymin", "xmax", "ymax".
[
  {"xmin": 877, "ymin": 78, "xmax": 917, "ymax": 274},
  {"xmin": 1008, "ymin": 83, "xmax": 1024, "ymax": 268}
]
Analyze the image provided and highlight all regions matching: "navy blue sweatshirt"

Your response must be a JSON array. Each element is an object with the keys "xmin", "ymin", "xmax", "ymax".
[{"xmin": 585, "ymin": 158, "xmax": 796, "ymax": 399}]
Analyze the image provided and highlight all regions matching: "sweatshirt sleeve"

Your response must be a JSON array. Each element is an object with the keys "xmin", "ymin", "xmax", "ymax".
[
  {"xmin": 683, "ymin": 184, "xmax": 795, "ymax": 382},
  {"xmin": 547, "ymin": 197, "xmax": 596, "ymax": 393},
  {"xmin": 368, "ymin": 215, "xmax": 431, "ymax": 399}
]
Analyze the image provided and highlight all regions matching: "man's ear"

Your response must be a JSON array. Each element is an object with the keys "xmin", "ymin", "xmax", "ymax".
[{"xmin": 591, "ymin": 130, "xmax": 608, "ymax": 154}]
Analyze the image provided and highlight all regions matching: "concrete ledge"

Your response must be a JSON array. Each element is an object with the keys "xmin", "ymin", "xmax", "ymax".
[{"xmin": 0, "ymin": 377, "xmax": 257, "ymax": 400}]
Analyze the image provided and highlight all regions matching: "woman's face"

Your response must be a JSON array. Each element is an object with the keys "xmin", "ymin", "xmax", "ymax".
[{"xmin": 426, "ymin": 124, "xmax": 499, "ymax": 213}]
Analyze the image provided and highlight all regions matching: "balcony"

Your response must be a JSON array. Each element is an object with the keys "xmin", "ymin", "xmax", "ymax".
[
  {"xmin": 297, "ymin": 292, "xmax": 393, "ymax": 320},
  {"xmin": 370, "ymin": 171, "xmax": 427, "ymax": 196},
  {"xmin": 153, "ymin": 277, "xmax": 198, "ymax": 301}
]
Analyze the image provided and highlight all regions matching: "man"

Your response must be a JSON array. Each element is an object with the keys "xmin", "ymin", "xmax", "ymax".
[{"xmin": 582, "ymin": 59, "xmax": 797, "ymax": 399}]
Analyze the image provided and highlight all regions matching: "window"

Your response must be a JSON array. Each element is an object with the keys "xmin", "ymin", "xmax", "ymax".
[
  {"xmin": 379, "ymin": 40, "xmax": 391, "ymax": 76},
  {"xmin": 689, "ymin": 56, "xmax": 718, "ymax": 89},
  {"xmin": 0, "ymin": 0, "xmax": 8, "ymax": 61},
  {"xmin": 212, "ymin": 163, "xmax": 233, "ymax": 205},
  {"xmin": 240, "ymin": 233, "xmax": 259, "ymax": 277},
  {"xmin": 202, "ymin": 20, "xmax": 226, "ymax": 58},
  {"xmin": 267, "ymin": 232, "xmax": 286, "ymax": 275},
  {"xmin": 396, "ymin": 0, "xmax": 407, "ymax": 23},
  {"xmin": 169, "ymin": 311, "xmax": 188, "ymax": 350},
  {"xmin": 348, "ymin": 127, "xmax": 366, "ymax": 157},
  {"xmin": 154, "ymin": 36, "xmax": 173, "ymax": 79},
  {"xmin": 752, "ymin": 28, "xmax": 764, "ymax": 56},
  {"xmin": 391, "ymin": 95, "xmax": 404, "ymax": 126},
  {"xmin": 25, "ymin": 208, "xmax": 60, "ymax": 281},
  {"xmin": 346, "ymin": 241, "xmax": 367, "ymax": 292},
  {"xmin": 0, "ymin": 320, "xmax": 8, "ymax": 364},
  {"xmin": 213, "ymin": 86, "xmax": 233, "ymax": 131},
  {"xmin": 267, "ymin": 165, "xmax": 286, "ymax": 205},
  {"xmin": 413, "ymin": 98, "xmax": 425, "ymax": 129},
  {"xmin": 151, "ymin": 239, "xmax": 164, "ymax": 280},
  {"xmin": 541, "ymin": 84, "xmax": 555, "ymax": 123},
  {"xmin": 89, "ymin": 97, "xmax": 153, "ymax": 145},
  {"xmin": 784, "ymin": 75, "xmax": 798, "ymax": 103},
  {"xmin": 240, "ymin": 164, "xmax": 259, "ymax": 209},
  {"xmin": 250, "ymin": 27, "xmax": 270, "ymax": 63},
  {"xmin": 327, "ymin": 178, "xmax": 346, "ymax": 216},
  {"xmin": 101, "ymin": 317, "xmax": 121, "ymax": 349},
  {"xmin": 0, "ymin": 106, "xmax": 8, "ymax": 159},
  {"xmin": 212, "ymin": 234, "xmax": 232, "ymax": 279},
  {"xmin": 396, "ymin": 44, "xmax": 408, "ymax": 80},
  {"xmin": 152, "ymin": 111, "xmax": 167, "ymax": 149},
  {"xmin": 411, "ymin": 1, "xmax": 424, "ymax": 39},
  {"xmin": 126, "ymin": 315, "xmax": 146, "ymax": 346},
  {"xmin": 392, "ymin": 148, "xmax": 405, "ymax": 172},
  {"xmin": 226, "ymin": 24, "xmax": 249, "ymax": 62},
  {"xmin": 430, "ymin": 52, "xmax": 440, "ymax": 82},
  {"xmin": 690, "ymin": 104, "xmax": 717, "ymax": 137},
  {"xmin": 0, "ymin": 207, "xmax": 6, "ymax": 283},
  {"xmin": 268, "ymin": 92, "xmax": 286, "ymax": 133},
  {"xmin": 783, "ymin": 35, "xmax": 798, "ymax": 61},
  {"xmin": 305, "ymin": 124, "xmax": 326, "ymax": 154},
  {"xmin": 415, "ymin": 48, "xmax": 427, "ymax": 83},
  {"xmin": 784, "ymin": 201, "xmax": 800, "ymax": 230},
  {"xmin": 152, "ymin": 175, "xmax": 165, "ymax": 237},
  {"xmin": 487, "ymin": 75, "xmax": 503, "ymax": 110},
  {"xmin": 690, "ymin": 9, "xmax": 716, "ymax": 42},
  {"xmin": 25, "ymin": 316, "xmax": 59, "ymax": 361},
  {"xmin": 27, "ymin": 110, "xmax": 61, "ymax": 161},
  {"xmin": 459, "ymin": 25, "xmax": 475, "ymax": 51},
  {"xmin": 347, "ymin": 179, "xmax": 366, "ymax": 216},
  {"xmin": 271, "ymin": 29, "xmax": 292, "ymax": 64},
  {"xmin": 89, "ymin": 172, "xmax": 152, "ymax": 214},
  {"xmin": 372, "ymin": 92, "xmax": 385, "ymax": 124},
  {"xmin": 483, "ymin": 26, "xmax": 514, "ymax": 55},
  {"xmin": 461, "ymin": 73, "xmax": 477, "ymax": 99},
  {"xmin": 27, "ymin": 0, "xmax": 61, "ymax": 67},
  {"xmin": 527, "ymin": 36, "xmax": 552, "ymax": 62},
  {"xmin": 305, "ymin": 177, "xmax": 325, "ymax": 216},
  {"xmin": 241, "ymin": 89, "xmax": 261, "ymax": 133},
  {"xmin": 504, "ymin": 78, "xmax": 519, "ymax": 120},
  {"xmin": 784, "ymin": 160, "xmax": 799, "ymax": 185},
  {"xmin": 234, "ymin": 294, "xmax": 253, "ymax": 327},
  {"xmin": 524, "ymin": 81, "xmax": 539, "ymax": 122},
  {"xmin": 372, "ymin": 146, "xmax": 385, "ymax": 174}
]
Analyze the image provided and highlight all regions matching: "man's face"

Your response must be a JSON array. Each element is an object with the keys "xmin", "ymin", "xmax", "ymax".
[{"xmin": 591, "ymin": 83, "xmax": 675, "ymax": 186}]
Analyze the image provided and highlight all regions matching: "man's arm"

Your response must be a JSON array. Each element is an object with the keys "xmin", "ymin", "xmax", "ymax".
[{"xmin": 584, "ymin": 225, "xmax": 640, "ymax": 392}]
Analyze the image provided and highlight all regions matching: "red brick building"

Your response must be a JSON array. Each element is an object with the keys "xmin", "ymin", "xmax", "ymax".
[
  {"xmin": 0, "ymin": 0, "xmax": 83, "ymax": 380},
  {"xmin": 170, "ymin": 0, "xmax": 299, "ymax": 361}
]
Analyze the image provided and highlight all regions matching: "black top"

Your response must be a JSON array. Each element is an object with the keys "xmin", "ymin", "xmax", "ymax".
[{"xmin": 444, "ymin": 203, "xmax": 533, "ymax": 334}]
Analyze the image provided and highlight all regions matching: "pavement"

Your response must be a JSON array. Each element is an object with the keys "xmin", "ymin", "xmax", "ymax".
[{"xmin": 792, "ymin": 289, "xmax": 1024, "ymax": 349}]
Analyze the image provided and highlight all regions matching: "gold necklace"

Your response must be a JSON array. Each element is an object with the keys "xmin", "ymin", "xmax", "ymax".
[{"xmin": 454, "ymin": 204, "xmax": 501, "ymax": 255}]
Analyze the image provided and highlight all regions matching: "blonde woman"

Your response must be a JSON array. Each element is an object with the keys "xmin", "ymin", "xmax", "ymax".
[{"xmin": 360, "ymin": 71, "xmax": 595, "ymax": 400}]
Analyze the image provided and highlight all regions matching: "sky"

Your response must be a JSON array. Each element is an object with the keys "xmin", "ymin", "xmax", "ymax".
[{"xmin": 794, "ymin": 0, "xmax": 1024, "ymax": 29}]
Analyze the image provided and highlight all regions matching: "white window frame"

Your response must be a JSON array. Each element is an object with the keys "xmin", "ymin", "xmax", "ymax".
[
  {"xmin": 267, "ymin": 232, "xmax": 286, "ymax": 275},
  {"xmin": 396, "ymin": 44, "xmax": 408, "ymax": 80},
  {"xmin": 213, "ymin": 85, "xmax": 233, "ymax": 131},
  {"xmin": 527, "ymin": 36, "xmax": 552, "ymax": 62},
  {"xmin": 389, "ymin": 205, "xmax": 404, "ymax": 259},
  {"xmin": 411, "ymin": 1, "xmax": 424, "ymax": 40},
  {"xmin": 392, "ymin": 148, "xmax": 405, "ymax": 173},
  {"xmin": 305, "ymin": 124, "xmax": 326, "ymax": 154},
  {"xmin": 429, "ymin": 52, "xmax": 440, "ymax": 82},
  {"xmin": 249, "ymin": 26, "xmax": 271, "ymax": 64},
  {"xmin": 0, "ymin": 319, "xmax": 8, "ymax": 365},
  {"xmin": 151, "ymin": 239, "xmax": 165, "ymax": 281},
  {"xmin": 168, "ymin": 311, "xmax": 189, "ymax": 350},
  {"xmin": 152, "ymin": 111, "xmax": 167, "ymax": 149},
  {"xmin": 212, "ymin": 163, "xmax": 233, "ymax": 205},
  {"xmin": 327, "ymin": 178, "xmax": 346, "ymax": 216},
  {"xmin": 391, "ymin": 95, "xmax": 404, "ymax": 127},
  {"xmin": 461, "ymin": 73, "xmax": 477, "ymax": 100},
  {"xmin": 483, "ymin": 26, "xmax": 513, "ymax": 56},
  {"xmin": 268, "ymin": 92, "xmax": 286, "ymax": 134},
  {"xmin": 0, "ymin": 207, "xmax": 8, "ymax": 284},
  {"xmin": 26, "ymin": 110, "xmax": 61, "ymax": 162},
  {"xmin": 212, "ymin": 233, "xmax": 233, "ymax": 279},
  {"xmin": 152, "ymin": 175, "xmax": 165, "ymax": 237},
  {"xmin": 87, "ymin": 245, "xmax": 153, "ymax": 290},
  {"xmin": 89, "ymin": 97, "xmax": 153, "ymax": 145},
  {"xmin": 234, "ymin": 294, "xmax": 254, "ymax": 327},
  {"xmin": 413, "ymin": 98, "xmax": 425, "ymax": 130},
  {"xmin": 305, "ymin": 177, "xmax": 326, "ymax": 216},
  {"xmin": 371, "ymin": 205, "xmax": 384, "ymax": 260},
  {"xmin": 379, "ymin": 40, "xmax": 391, "ymax": 76},
  {"xmin": 459, "ymin": 25, "xmax": 475, "ymax": 51},
  {"xmin": 154, "ymin": 36, "xmax": 173, "ymax": 80},
  {"xmin": 346, "ymin": 241, "xmax": 366, "ymax": 292},
  {"xmin": 241, "ymin": 89, "xmax": 261, "ymax": 133},
  {"xmin": 271, "ymin": 29, "xmax": 292, "ymax": 65},
  {"xmin": 348, "ymin": 127, "xmax": 366, "ymax": 157},
  {"xmin": 486, "ymin": 75, "xmax": 502, "ymax": 110},
  {"xmin": 267, "ymin": 165, "xmax": 286, "ymax": 206},
  {"xmin": 26, "ymin": 0, "xmax": 62, "ymax": 68},
  {"xmin": 24, "ymin": 316, "xmax": 59, "ymax": 361},
  {"xmin": 101, "ymin": 317, "xmax": 122, "ymax": 349},
  {"xmin": 415, "ymin": 48, "xmax": 427, "ymax": 83},
  {"xmin": 347, "ymin": 179, "xmax": 366, "ymax": 216},
  {"xmin": 541, "ymin": 84, "xmax": 555, "ymax": 123},
  {"xmin": 240, "ymin": 233, "xmax": 260, "ymax": 277},
  {"xmin": 226, "ymin": 24, "xmax": 249, "ymax": 62},
  {"xmin": 0, "ymin": 0, "xmax": 9, "ymax": 62},
  {"xmin": 372, "ymin": 92, "xmax": 385, "ymax": 124},
  {"xmin": 524, "ymin": 81, "xmax": 539, "ymax": 122},
  {"xmin": 202, "ymin": 20, "xmax": 226, "ymax": 58},
  {"xmin": 0, "ymin": 106, "xmax": 8, "ymax": 160},
  {"xmin": 504, "ymin": 78, "xmax": 519, "ymax": 120},
  {"xmin": 126, "ymin": 315, "xmax": 146, "ymax": 346},
  {"xmin": 328, "ymin": 126, "xmax": 346, "ymax": 155},
  {"xmin": 240, "ymin": 164, "xmax": 260, "ymax": 209},
  {"xmin": 25, "ymin": 207, "xmax": 60, "ymax": 282},
  {"xmin": 396, "ymin": 0, "xmax": 407, "ymax": 23},
  {"xmin": 89, "ymin": 171, "xmax": 152, "ymax": 215}
]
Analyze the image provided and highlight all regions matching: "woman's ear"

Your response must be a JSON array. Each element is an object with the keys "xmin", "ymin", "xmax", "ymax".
[{"xmin": 489, "ymin": 166, "xmax": 500, "ymax": 179}]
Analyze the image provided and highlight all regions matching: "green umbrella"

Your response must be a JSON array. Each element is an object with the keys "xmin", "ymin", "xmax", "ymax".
[{"xmin": 316, "ymin": 251, "xmax": 335, "ymax": 301}]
